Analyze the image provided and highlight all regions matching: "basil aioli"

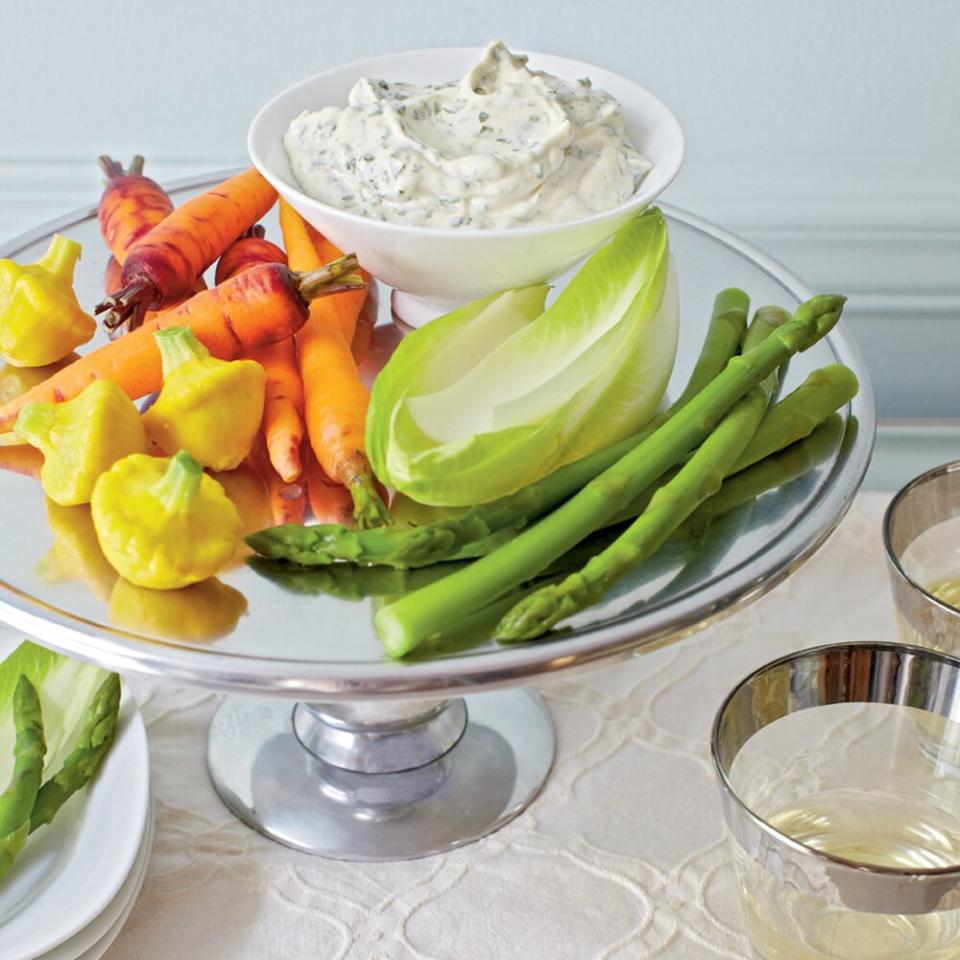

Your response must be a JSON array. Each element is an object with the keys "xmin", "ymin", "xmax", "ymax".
[{"xmin": 283, "ymin": 40, "xmax": 652, "ymax": 229}]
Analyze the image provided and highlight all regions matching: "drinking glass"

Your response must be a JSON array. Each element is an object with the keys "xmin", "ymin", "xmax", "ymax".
[
  {"xmin": 884, "ymin": 460, "xmax": 960, "ymax": 652},
  {"xmin": 713, "ymin": 642, "xmax": 960, "ymax": 960}
]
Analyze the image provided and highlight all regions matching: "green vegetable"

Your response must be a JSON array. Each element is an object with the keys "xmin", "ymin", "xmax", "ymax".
[
  {"xmin": 450, "ymin": 416, "xmax": 851, "ymax": 652},
  {"xmin": 374, "ymin": 294, "xmax": 846, "ymax": 658},
  {"xmin": 0, "ymin": 641, "xmax": 113, "ymax": 881},
  {"xmin": 249, "ymin": 287, "xmax": 748, "ymax": 570},
  {"xmin": 678, "ymin": 413, "xmax": 848, "ymax": 542},
  {"xmin": 0, "ymin": 642, "xmax": 109, "ymax": 784},
  {"xmin": 367, "ymin": 208, "xmax": 679, "ymax": 506},
  {"xmin": 731, "ymin": 364, "xmax": 859, "ymax": 474},
  {"xmin": 644, "ymin": 414, "xmax": 851, "ymax": 613},
  {"xmin": 30, "ymin": 674, "xmax": 120, "ymax": 832},
  {"xmin": 605, "ymin": 362, "xmax": 855, "ymax": 530},
  {"xmin": 495, "ymin": 306, "xmax": 790, "ymax": 640},
  {"xmin": 0, "ymin": 676, "xmax": 45, "ymax": 880}
]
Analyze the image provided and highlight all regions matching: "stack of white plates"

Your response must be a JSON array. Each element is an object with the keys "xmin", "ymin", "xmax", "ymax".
[{"xmin": 0, "ymin": 636, "xmax": 151, "ymax": 960}]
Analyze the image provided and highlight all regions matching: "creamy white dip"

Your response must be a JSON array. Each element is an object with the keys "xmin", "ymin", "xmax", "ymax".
[{"xmin": 283, "ymin": 40, "xmax": 652, "ymax": 229}]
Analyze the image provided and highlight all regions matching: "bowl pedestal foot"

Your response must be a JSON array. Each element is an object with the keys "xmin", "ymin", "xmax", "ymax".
[
  {"xmin": 391, "ymin": 289, "xmax": 470, "ymax": 329},
  {"xmin": 206, "ymin": 689, "xmax": 555, "ymax": 861}
]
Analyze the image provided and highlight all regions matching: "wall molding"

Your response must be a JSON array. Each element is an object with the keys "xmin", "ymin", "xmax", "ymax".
[
  {"xmin": 4, "ymin": 158, "xmax": 957, "ymax": 298},
  {"xmin": 2, "ymin": 158, "xmax": 957, "ymax": 416}
]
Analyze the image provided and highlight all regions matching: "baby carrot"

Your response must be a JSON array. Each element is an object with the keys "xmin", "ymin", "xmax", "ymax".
[
  {"xmin": 97, "ymin": 168, "xmax": 277, "ymax": 331},
  {"xmin": 105, "ymin": 254, "xmax": 206, "ymax": 336},
  {"xmin": 278, "ymin": 200, "xmax": 389, "ymax": 529},
  {"xmin": 104, "ymin": 255, "xmax": 123, "ymax": 296},
  {"xmin": 0, "ymin": 258, "xmax": 362, "ymax": 431},
  {"xmin": 214, "ymin": 225, "xmax": 285, "ymax": 285},
  {"xmin": 303, "ymin": 442, "xmax": 353, "ymax": 526},
  {"xmin": 249, "ymin": 435, "xmax": 305, "ymax": 526},
  {"xmin": 97, "ymin": 155, "xmax": 174, "ymax": 264},
  {"xmin": 217, "ymin": 227, "xmax": 305, "ymax": 483},
  {"xmin": 100, "ymin": 158, "xmax": 206, "ymax": 333}
]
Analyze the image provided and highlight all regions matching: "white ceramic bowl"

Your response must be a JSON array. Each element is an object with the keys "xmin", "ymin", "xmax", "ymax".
[{"xmin": 248, "ymin": 46, "xmax": 684, "ymax": 325}]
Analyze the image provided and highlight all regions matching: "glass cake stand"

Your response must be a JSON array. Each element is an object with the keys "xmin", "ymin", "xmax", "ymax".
[{"xmin": 0, "ymin": 174, "xmax": 875, "ymax": 860}]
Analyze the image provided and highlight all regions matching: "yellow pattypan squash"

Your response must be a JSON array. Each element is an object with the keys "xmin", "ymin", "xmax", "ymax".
[
  {"xmin": 14, "ymin": 379, "xmax": 147, "ymax": 506},
  {"xmin": 0, "ymin": 235, "xmax": 96, "ymax": 366},
  {"xmin": 91, "ymin": 450, "xmax": 242, "ymax": 589},
  {"xmin": 143, "ymin": 326, "xmax": 265, "ymax": 471}
]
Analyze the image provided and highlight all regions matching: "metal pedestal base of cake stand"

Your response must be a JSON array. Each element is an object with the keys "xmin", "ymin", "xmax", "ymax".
[{"xmin": 206, "ymin": 689, "xmax": 555, "ymax": 861}]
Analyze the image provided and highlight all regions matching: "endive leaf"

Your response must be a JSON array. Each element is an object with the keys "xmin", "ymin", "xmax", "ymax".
[
  {"xmin": 367, "ymin": 208, "xmax": 678, "ymax": 506},
  {"xmin": 0, "ymin": 640, "xmax": 109, "ymax": 785}
]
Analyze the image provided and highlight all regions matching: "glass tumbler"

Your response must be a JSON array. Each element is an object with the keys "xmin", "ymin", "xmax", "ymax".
[
  {"xmin": 713, "ymin": 642, "xmax": 960, "ymax": 960},
  {"xmin": 884, "ymin": 460, "xmax": 960, "ymax": 652}
]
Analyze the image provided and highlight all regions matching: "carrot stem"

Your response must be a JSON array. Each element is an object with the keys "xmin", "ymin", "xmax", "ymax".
[
  {"xmin": 97, "ymin": 279, "xmax": 156, "ymax": 331},
  {"xmin": 296, "ymin": 256, "xmax": 362, "ymax": 301}
]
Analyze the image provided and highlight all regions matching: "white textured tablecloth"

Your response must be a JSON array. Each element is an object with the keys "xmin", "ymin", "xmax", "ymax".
[{"xmin": 103, "ymin": 492, "xmax": 895, "ymax": 960}]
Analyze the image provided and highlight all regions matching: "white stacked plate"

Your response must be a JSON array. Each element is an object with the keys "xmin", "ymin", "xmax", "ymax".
[{"xmin": 0, "ymin": 633, "xmax": 151, "ymax": 960}]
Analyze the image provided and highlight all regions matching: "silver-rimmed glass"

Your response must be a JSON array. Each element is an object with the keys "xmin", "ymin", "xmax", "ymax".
[
  {"xmin": 885, "ymin": 460, "xmax": 960, "ymax": 653},
  {"xmin": 713, "ymin": 642, "xmax": 960, "ymax": 960}
]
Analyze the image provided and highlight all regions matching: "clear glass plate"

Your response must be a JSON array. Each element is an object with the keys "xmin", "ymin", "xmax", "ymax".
[{"xmin": 0, "ymin": 176, "xmax": 875, "ymax": 698}]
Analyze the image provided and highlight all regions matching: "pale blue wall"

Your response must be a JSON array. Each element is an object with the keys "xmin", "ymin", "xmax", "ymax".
[{"xmin": 2, "ymin": 0, "xmax": 958, "ymax": 417}]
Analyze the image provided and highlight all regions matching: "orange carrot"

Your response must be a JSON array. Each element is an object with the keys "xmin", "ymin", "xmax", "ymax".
[
  {"xmin": 351, "ymin": 283, "xmax": 377, "ymax": 365},
  {"xmin": 307, "ymin": 226, "xmax": 368, "ymax": 343},
  {"xmin": 216, "ymin": 227, "xmax": 304, "ymax": 483},
  {"xmin": 108, "ymin": 252, "xmax": 207, "ymax": 334},
  {"xmin": 258, "ymin": 344, "xmax": 305, "ymax": 483},
  {"xmin": 279, "ymin": 200, "xmax": 389, "ymax": 529},
  {"xmin": 105, "ymin": 254, "xmax": 206, "ymax": 334},
  {"xmin": 214, "ymin": 225, "xmax": 286, "ymax": 285},
  {"xmin": 97, "ymin": 167, "xmax": 277, "ymax": 332},
  {"xmin": 303, "ymin": 442, "xmax": 353, "ymax": 526},
  {"xmin": 0, "ymin": 445, "xmax": 43, "ymax": 479},
  {"xmin": 100, "ymin": 156, "xmax": 206, "ymax": 331},
  {"xmin": 97, "ymin": 155, "xmax": 174, "ymax": 264},
  {"xmin": 0, "ymin": 257, "xmax": 362, "ymax": 430},
  {"xmin": 249, "ymin": 435, "xmax": 305, "ymax": 526},
  {"xmin": 104, "ymin": 255, "xmax": 123, "ymax": 296}
]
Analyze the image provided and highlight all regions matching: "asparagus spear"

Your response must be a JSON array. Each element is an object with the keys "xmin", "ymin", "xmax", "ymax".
[
  {"xmin": 376, "ymin": 294, "xmax": 846, "ymax": 657},
  {"xmin": 401, "ymin": 417, "xmax": 854, "ymax": 653},
  {"xmin": 605, "ymin": 361, "xmax": 857, "ymax": 525},
  {"xmin": 678, "ymin": 412, "xmax": 848, "ymax": 541},
  {"xmin": 29, "ymin": 673, "xmax": 120, "ymax": 832},
  {"xmin": 0, "ymin": 675, "xmax": 45, "ymax": 881},
  {"xmin": 246, "ymin": 289, "xmax": 751, "ymax": 569},
  {"xmin": 731, "ymin": 363, "xmax": 858, "ymax": 474},
  {"xmin": 494, "ymin": 306, "xmax": 790, "ymax": 641}
]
